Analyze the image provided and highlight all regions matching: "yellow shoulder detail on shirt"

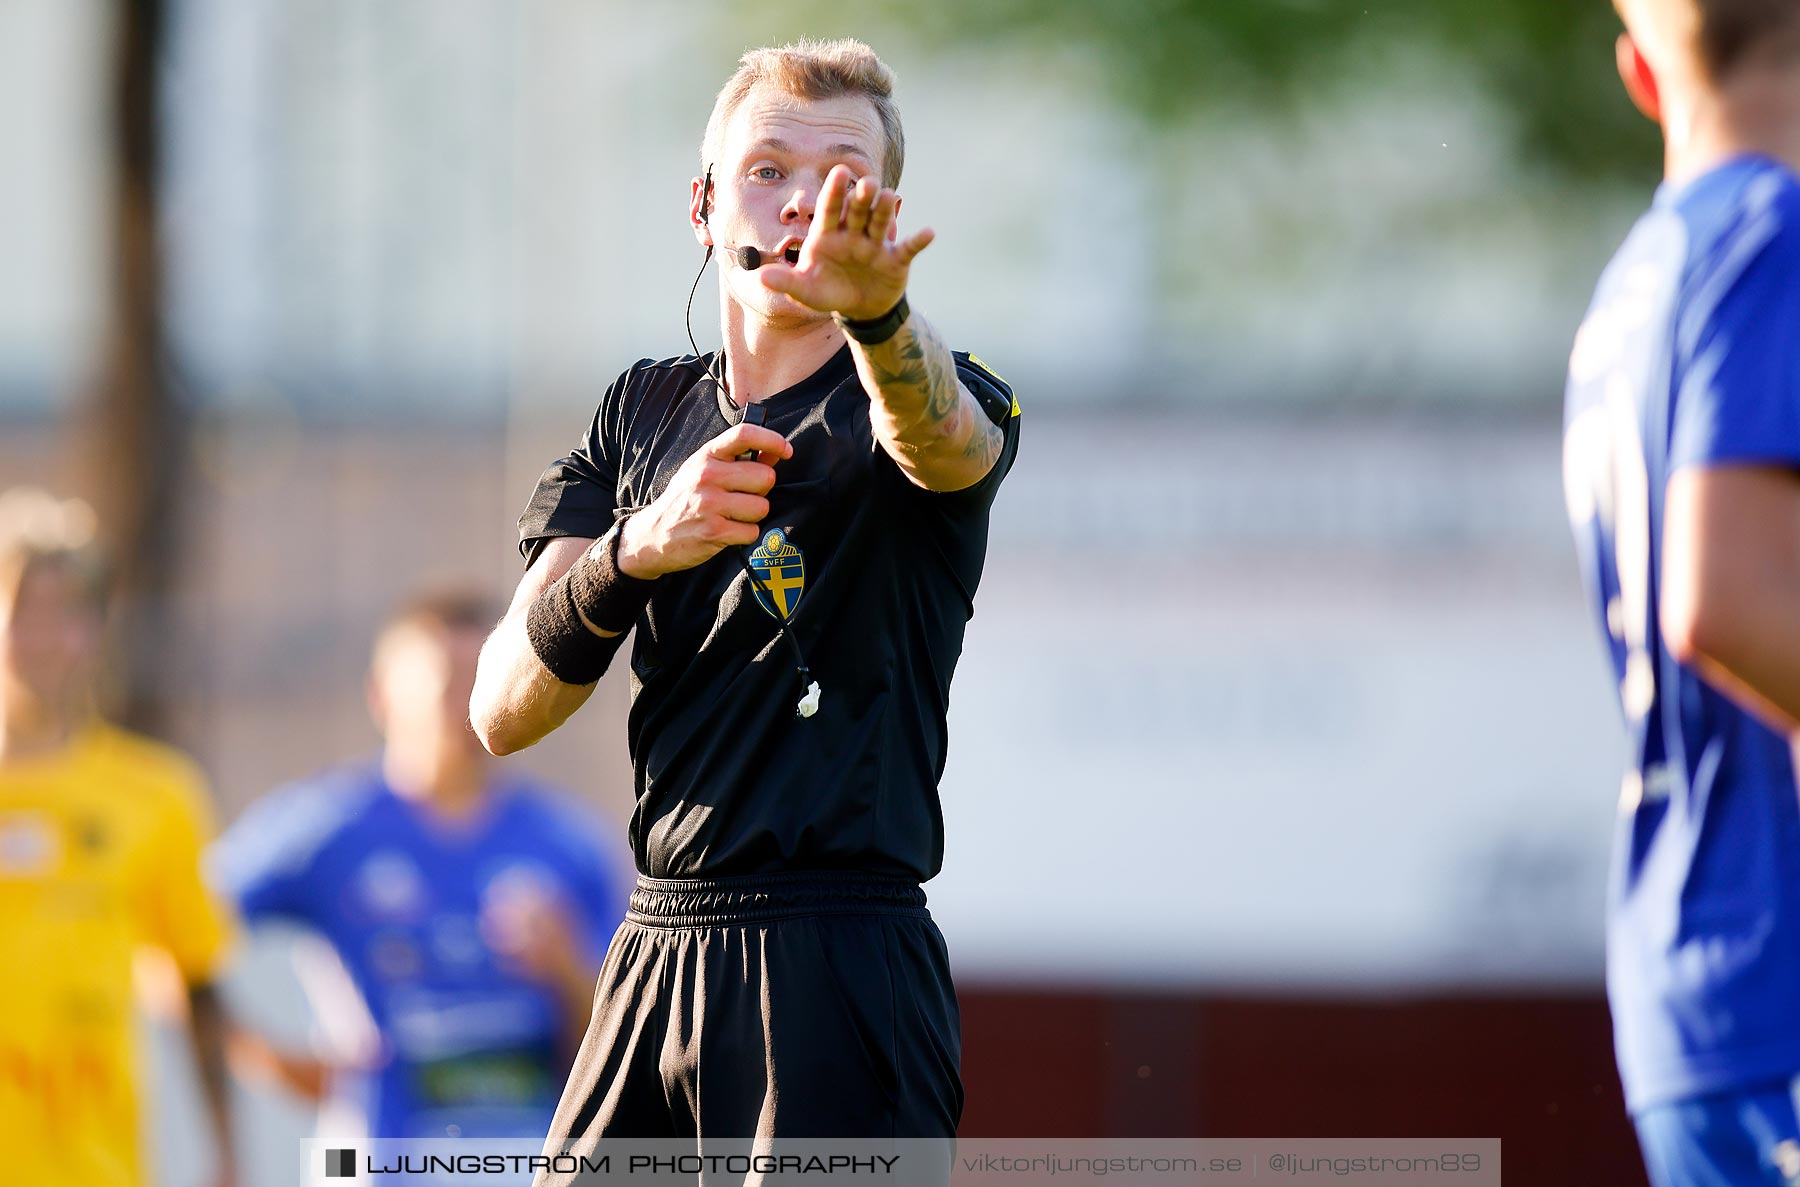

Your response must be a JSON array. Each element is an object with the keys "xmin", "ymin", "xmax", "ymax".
[{"xmin": 964, "ymin": 353, "xmax": 1021, "ymax": 417}]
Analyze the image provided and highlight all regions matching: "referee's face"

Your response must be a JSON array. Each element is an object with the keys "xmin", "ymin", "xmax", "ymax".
[{"xmin": 702, "ymin": 85, "xmax": 888, "ymax": 326}]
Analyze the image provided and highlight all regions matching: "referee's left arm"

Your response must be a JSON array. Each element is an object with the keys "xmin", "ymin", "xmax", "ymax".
[
  {"xmin": 758, "ymin": 164, "xmax": 1005, "ymax": 493},
  {"xmin": 849, "ymin": 308, "xmax": 1005, "ymax": 493}
]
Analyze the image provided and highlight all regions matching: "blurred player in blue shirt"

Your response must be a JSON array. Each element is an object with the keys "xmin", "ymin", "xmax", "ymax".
[
  {"xmin": 1565, "ymin": 2, "xmax": 1800, "ymax": 1183},
  {"xmin": 212, "ymin": 592, "xmax": 627, "ymax": 1144}
]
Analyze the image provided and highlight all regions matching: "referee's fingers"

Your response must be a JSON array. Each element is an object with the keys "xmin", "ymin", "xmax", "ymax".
[
  {"xmin": 713, "ymin": 491, "xmax": 771, "ymax": 524},
  {"xmin": 895, "ymin": 226, "xmax": 936, "ymax": 266},
  {"xmin": 712, "ymin": 459, "xmax": 780, "ymax": 495},
  {"xmin": 819, "ymin": 165, "xmax": 854, "ymax": 230},
  {"xmin": 866, "ymin": 190, "xmax": 898, "ymax": 244},
  {"xmin": 706, "ymin": 423, "xmax": 790, "ymax": 462},
  {"xmin": 844, "ymin": 175, "xmax": 878, "ymax": 236}
]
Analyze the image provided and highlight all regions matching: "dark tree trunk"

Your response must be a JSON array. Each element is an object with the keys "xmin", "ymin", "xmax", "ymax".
[{"xmin": 79, "ymin": 0, "xmax": 187, "ymax": 735}]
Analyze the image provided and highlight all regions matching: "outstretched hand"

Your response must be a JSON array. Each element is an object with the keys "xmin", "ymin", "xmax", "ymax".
[{"xmin": 758, "ymin": 164, "xmax": 933, "ymax": 322}]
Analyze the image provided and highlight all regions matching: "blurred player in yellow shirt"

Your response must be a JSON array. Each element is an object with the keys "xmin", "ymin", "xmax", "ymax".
[{"xmin": 0, "ymin": 488, "xmax": 237, "ymax": 1187}]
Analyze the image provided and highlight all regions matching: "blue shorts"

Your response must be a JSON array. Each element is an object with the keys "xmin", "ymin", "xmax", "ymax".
[{"xmin": 1635, "ymin": 1080, "xmax": 1800, "ymax": 1187}]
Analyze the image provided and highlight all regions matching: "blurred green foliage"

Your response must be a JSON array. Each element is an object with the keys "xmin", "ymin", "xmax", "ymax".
[{"xmin": 740, "ymin": 0, "xmax": 1662, "ymax": 182}]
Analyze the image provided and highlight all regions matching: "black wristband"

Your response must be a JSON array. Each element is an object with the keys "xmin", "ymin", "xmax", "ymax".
[
  {"xmin": 524, "ymin": 524, "xmax": 653, "ymax": 685},
  {"xmin": 570, "ymin": 522, "xmax": 655, "ymax": 632},
  {"xmin": 834, "ymin": 294, "xmax": 909, "ymax": 345}
]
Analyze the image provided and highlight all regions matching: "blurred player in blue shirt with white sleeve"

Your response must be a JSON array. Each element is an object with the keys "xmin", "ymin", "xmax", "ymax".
[
  {"xmin": 1565, "ymin": 2, "xmax": 1800, "ymax": 1182},
  {"xmin": 211, "ymin": 591, "xmax": 628, "ymax": 1145}
]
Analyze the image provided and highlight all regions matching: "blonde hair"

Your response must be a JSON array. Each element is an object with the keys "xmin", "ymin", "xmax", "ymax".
[
  {"xmin": 0, "ymin": 487, "xmax": 107, "ymax": 614},
  {"xmin": 701, "ymin": 38, "xmax": 904, "ymax": 188}
]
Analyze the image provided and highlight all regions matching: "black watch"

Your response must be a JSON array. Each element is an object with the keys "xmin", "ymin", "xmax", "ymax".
[{"xmin": 834, "ymin": 294, "xmax": 910, "ymax": 345}]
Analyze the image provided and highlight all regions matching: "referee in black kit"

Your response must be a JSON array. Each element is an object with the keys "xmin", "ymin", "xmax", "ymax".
[{"xmin": 470, "ymin": 35, "xmax": 1020, "ymax": 1172}]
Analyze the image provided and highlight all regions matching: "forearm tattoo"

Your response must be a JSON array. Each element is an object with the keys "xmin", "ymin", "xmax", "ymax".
[{"xmin": 865, "ymin": 315, "xmax": 1004, "ymax": 472}]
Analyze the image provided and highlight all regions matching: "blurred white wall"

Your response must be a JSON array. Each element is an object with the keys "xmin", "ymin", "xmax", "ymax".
[{"xmin": 935, "ymin": 415, "xmax": 1619, "ymax": 990}]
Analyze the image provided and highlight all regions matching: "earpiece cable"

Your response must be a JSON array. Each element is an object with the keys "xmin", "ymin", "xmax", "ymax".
[{"xmin": 686, "ymin": 195, "xmax": 820, "ymax": 718}]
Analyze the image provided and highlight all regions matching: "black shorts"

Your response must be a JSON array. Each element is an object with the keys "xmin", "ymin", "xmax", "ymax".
[{"xmin": 535, "ymin": 871, "xmax": 963, "ymax": 1181}]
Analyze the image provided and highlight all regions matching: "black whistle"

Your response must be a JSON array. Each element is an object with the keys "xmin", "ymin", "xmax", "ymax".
[{"xmin": 737, "ymin": 401, "xmax": 766, "ymax": 461}]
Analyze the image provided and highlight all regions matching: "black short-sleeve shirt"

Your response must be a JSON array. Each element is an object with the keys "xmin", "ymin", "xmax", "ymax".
[{"xmin": 518, "ymin": 345, "xmax": 1020, "ymax": 881}]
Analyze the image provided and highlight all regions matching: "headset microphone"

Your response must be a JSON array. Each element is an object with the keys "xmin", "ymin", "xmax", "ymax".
[
  {"xmin": 700, "ymin": 168, "xmax": 802, "ymax": 271},
  {"xmin": 721, "ymin": 243, "xmax": 802, "ymax": 271}
]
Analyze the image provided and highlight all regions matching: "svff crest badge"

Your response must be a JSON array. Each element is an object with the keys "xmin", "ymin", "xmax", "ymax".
[{"xmin": 747, "ymin": 528, "xmax": 805, "ymax": 619}]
